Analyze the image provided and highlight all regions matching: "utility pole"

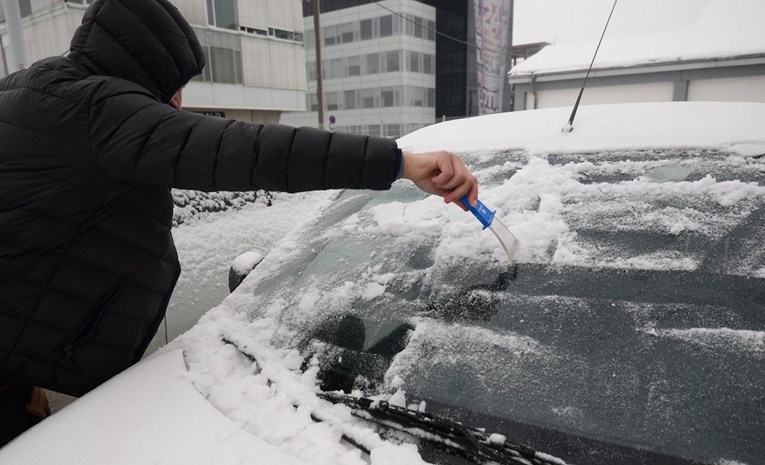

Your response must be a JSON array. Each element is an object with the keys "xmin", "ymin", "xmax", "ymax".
[
  {"xmin": 312, "ymin": 0, "xmax": 325, "ymax": 129},
  {"xmin": 3, "ymin": 0, "xmax": 29, "ymax": 72}
]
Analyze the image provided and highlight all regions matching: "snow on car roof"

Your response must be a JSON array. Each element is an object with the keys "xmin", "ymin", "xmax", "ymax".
[
  {"xmin": 508, "ymin": 0, "xmax": 765, "ymax": 76},
  {"xmin": 397, "ymin": 102, "xmax": 765, "ymax": 156}
]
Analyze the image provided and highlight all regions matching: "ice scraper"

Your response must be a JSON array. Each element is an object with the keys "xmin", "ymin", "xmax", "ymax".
[{"xmin": 461, "ymin": 196, "xmax": 518, "ymax": 263}]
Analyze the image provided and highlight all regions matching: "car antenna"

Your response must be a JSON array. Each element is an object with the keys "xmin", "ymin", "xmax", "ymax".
[{"xmin": 562, "ymin": 0, "xmax": 619, "ymax": 133}]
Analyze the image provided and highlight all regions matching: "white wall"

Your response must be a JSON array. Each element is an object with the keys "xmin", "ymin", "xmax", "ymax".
[
  {"xmin": 525, "ymin": 75, "xmax": 765, "ymax": 110},
  {"xmin": 528, "ymin": 81, "xmax": 674, "ymax": 109},
  {"xmin": 185, "ymin": 81, "xmax": 305, "ymax": 111},
  {"xmin": 241, "ymin": 38, "xmax": 272, "ymax": 87},
  {"xmin": 268, "ymin": 41, "xmax": 302, "ymax": 90},
  {"xmin": 241, "ymin": 38, "xmax": 305, "ymax": 91},
  {"xmin": 21, "ymin": 8, "xmax": 81, "ymax": 60},
  {"xmin": 238, "ymin": 0, "xmax": 268, "ymax": 30},
  {"xmin": 169, "ymin": 0, "xmax": 207, "ymax": 25},
  {"xmin": 688, "ymin": 75, "xmax": 765, "ymax": 103}
]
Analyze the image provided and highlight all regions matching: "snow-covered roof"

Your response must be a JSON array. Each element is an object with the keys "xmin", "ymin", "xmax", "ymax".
[{"xmin": 509, "ymin": 0, "xmax": 765, "ymax": 77}]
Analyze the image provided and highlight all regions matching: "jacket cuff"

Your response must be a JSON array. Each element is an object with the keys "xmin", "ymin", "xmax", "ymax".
[{"xmin": 395, "ymin": 148, "xmax": 404, "ymax": 180}]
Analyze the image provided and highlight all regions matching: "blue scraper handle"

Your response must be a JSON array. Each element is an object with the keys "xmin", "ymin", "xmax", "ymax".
[{"xmin": 461, "ymin": 196, "xmax": 495, "ymax": 230}]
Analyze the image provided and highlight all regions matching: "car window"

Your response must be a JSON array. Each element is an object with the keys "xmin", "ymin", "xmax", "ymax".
[{"xmin": 246, "ymin": 149, "xmax": 765, "ymax": 464}]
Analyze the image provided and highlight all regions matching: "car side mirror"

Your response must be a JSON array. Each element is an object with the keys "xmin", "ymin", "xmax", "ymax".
[{"xmin": 228, "ymin": 251, "xmax": 264, "ymax": 293}]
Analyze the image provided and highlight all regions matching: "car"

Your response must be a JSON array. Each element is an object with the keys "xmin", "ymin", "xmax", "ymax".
[{"xmin": 2, "ymin": 101, "xmax": 764, "ymax": 465}]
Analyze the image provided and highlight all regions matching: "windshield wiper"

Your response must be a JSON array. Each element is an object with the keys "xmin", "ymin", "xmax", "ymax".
[
  {"xmin": 318, "ymin": 392, "xmax": 566, "ymax": 465},
  {"xmin": 221, "ymin": 335, "xmax": 564, "ymax": 464}
]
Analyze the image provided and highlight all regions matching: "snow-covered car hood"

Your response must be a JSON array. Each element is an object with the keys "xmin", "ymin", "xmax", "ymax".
[{"xmin": 3, "ymin": 102, "xmax": 764, "ymax": 465}]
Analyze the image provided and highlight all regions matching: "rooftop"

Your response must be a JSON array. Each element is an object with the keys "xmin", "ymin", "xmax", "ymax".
[{"xmin": 509, "ymin": 0, "xmax": 765, "ymax": 77}]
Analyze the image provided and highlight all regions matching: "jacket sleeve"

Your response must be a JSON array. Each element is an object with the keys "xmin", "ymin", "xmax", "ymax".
[{"xmin": 87, "ymin": 87, "xmax": 400, "ymax": 192}]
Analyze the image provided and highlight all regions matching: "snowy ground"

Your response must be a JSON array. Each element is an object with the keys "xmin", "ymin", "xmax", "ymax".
[{"xmin": 145, "ymin": 190, "xmax": 335, "ymax": 354}]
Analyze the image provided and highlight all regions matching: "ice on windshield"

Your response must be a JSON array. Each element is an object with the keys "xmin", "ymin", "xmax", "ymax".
[
  {"xmin": 174, "ymin": 147, "xmax": 764, "ymax": 465},
  {"xmin": 347, "ymin": 151, "xmax": 764, "ymax": 275},
  {"xmin": 650, "ymin": 327, "xmax": 765, "ymax": 357}
]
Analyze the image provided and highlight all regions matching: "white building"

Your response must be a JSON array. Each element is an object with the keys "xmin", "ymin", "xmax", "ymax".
[
  {"xmin": 508, "ymin": 0, "xmax": 765, "ymax": 111},
  {"xmin": 0, "ymin": 0, "xmax": 307, "ymax": 123},
  {"xmin": 280, "ymin": 0, "xmax": 436, "ymax": 139}
]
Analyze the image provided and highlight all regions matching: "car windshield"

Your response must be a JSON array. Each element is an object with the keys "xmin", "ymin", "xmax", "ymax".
[{"xmin": 244, "ymin": 149, "xmax": 765, "ymax": 465}]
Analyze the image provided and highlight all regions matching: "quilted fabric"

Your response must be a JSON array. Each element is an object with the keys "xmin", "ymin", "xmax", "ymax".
[{"xmin": 0, "ymin": 0, "xmax": 399, "ymax": 396}]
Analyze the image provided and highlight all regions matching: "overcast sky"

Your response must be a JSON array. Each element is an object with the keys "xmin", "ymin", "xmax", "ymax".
[{"xmin": 513, "ymin": 0, "xmax": 713, "ymax": 45}]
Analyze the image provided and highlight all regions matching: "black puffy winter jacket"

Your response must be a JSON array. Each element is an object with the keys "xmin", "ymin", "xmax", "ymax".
[{"xmin": 0, "ymin": 0, "xmax": 400, "ymax": 396}]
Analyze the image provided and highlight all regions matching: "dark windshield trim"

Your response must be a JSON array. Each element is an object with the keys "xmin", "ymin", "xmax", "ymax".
[{"xmin": 422, "ymin": 398, "xmax": 707, "ymax": 465}]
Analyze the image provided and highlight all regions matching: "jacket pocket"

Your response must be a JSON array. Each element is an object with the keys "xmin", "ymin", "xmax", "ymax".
[{"xmin": 64, "ymin": 278, "xmax": 125, "ymax": 357}]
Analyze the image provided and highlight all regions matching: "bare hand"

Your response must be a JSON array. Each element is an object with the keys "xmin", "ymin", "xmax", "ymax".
[{"xmin": 401, "ymin": 151, "xmax": 478, "ymax": 211}]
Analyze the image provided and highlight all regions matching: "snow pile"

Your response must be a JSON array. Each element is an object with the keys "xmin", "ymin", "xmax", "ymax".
[{"xmin": 510, "ymin": 0, "xmax": 765, "ymax": 76}]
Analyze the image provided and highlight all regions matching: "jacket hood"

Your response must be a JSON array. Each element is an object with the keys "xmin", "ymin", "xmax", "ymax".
[{"xmin": 68, "ymin": 0, "xmax": 205, "ymax": 103}]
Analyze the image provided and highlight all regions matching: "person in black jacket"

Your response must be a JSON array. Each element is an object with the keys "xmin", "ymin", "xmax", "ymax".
[{"xmin": 0, "ymin": 0, "xmax": 478, "ymax": 445}]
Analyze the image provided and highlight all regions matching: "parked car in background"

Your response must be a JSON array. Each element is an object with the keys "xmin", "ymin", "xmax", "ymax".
[{"xmin": 2, "ymin": 102, "xmax": 764, "ymax": 465}]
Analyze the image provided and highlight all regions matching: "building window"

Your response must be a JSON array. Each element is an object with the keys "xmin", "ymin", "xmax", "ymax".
[
  {"xmin": 413, "ymin": 16, "xmax": 425, "ymax": 39},
  {"xmin": 367, "ymin": 124, "xmax": 381, "ymax": 137},
  {"xmin": 379, "ymin": 15, "xmax": 393, "ymax": 37},
  {"xmin": 385, "ymin": 51, "xmax": 399, "ymax": 72},
  {"xmin": 326, "ymin": 92, "xmax": 339, "ymax": 111},
  {"xmin": 207, "ymin": 0, "xmax": 238, "ymax": 30},
  {"xmin": 409, "ymin": 51, "xmax": 420, "ymax": 73},
  {"xmin": 240, "ymin": 26, "xmax": 269, "ymax": 36},
  {"xmin": 366, "ymin": 54, "xmax": 379, "ymax": 74},
  {"xmin": 360, "ymin": 19, "xmax": 373, "ymax": 40},
  {"xmin": 347, "ymin": 56, "xmax": 361, "ymax": 77},
  {"xmin": 344, "ymin": 90, "xmax": 357, "ymax": 110},
  {"xmin": 405, "ymin": 15, "xmax": 415, "ymax": 36},
  {"xmin": 272, "ymin": 28, "xmax": 294, "ymax": 40},
  {"xmin": 385, "ymin": 124, "xmax": 401, "ymax": 138},
  {"xmin": 362, "ymin": 89, "xmax": 376, "ymax": 108},
  {"xmin": 324, "ymin": 25, "xmax": 337, "ymax": 46},
  {"xmin": 328, "ymin": 58, "xmax": 342, "ymax": 79},
  {"xmin": 19, "ymin": 0, "xmax": 32, "ymax": 16},
  {"xmin": 193, "ymin": 46, "xmax": 241, "ymax": 84},
  {"xmin": 210, "ymin": 47, "xmax": 241, "ymax": 83},
  {"xmin": 308, "ymin": 93, "xmax": 318, "ymax": 111},
  {"xmin": 341, "ymin": 22, "xmax": 356, "ymax": 44},
  {"xmin": 423, "ymin": 54, "xmax": 434, "ymax": 74},
  {"xmin": 427, "ymin": 20, "xmax": 436, "ymax": 41},
  {"xmin": 381, "ymin": 87, "xmax": 400, "ymax": 107},
  {"xmin": 427, "ymin": 88, "xmax": 436, "ymax": 107}
]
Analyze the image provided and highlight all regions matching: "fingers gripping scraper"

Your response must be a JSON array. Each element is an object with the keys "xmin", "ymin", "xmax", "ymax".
[{"xmin": 461, "ymin": 196, "xmax": 519, "ymax": 263}]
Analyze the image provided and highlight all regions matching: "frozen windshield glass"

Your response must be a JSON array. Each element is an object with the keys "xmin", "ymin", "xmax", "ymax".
[{"xmin": 247, "ymin": 149, "xmax": 765, "ymax": 465}]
